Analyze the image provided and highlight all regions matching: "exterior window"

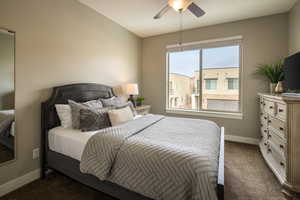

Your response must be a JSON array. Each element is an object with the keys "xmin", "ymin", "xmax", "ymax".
[
  {"xmin": 167, "ymin": 42, "xmax": 241, "ymax": 114},
  {"xmin": 228, "ymin": 78, "xmax": 239, "ymax": 90},
  {"xmin": 205, "ymin": 79, "xmax": 217, "ymax": 90}
]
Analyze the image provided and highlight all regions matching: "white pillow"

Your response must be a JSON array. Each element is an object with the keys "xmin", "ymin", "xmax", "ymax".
[
  {"xmin": 55, "ymin": 104, "xmax": 72, "ymax": 128},
  {"xmin": 108, "ymin": 106, "xmax": 134, "ymax": 126}
]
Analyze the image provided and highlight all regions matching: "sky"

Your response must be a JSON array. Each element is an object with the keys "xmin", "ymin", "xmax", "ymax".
[{"xmin": 169, "ymin": 45, "xmax": 240, "ymax": 77}]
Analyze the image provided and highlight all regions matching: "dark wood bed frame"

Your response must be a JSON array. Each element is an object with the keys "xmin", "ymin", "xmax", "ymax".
[{"xmin": 41, "ymin": 83, "xmax": 224, "ymax": 200}]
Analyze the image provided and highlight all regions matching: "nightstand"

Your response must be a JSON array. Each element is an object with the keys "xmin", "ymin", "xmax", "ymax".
[{"xmin": 135, "ymin": 105, "xmax": 151, "ymax": 115}]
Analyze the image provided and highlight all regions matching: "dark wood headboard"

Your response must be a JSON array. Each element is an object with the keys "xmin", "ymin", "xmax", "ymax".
[{"xmin": 41, "ymin": 83, "xmax": 115, "ymax": 171}]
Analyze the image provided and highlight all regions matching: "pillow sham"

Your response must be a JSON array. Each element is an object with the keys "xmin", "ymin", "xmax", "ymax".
[
  {"xmin": 100, "ymin": 96, "xmax": 125, "ymax": 107},
  {"xmin": 55, "ymin": 104, "xmax": 72, "ymax": 128},
  {"xmin": 108, "ymin": 106, "xmax": 134, "ymax": 126},
  {"xmin": 116, "ymin": 101, "xmax": 137, "ymax": 116},
  {"xmin": 79, "ymin": 107, "xmax": 111, "ymax": 132},
  {"xmin": 68, "ymin": 99, "xmax": 103, "ymax": 129}
]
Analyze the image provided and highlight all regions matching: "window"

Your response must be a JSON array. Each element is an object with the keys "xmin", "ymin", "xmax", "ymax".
[
  {"xmin": 166, "ymin": 37, "xmax": 242, "ymax": 116},
  {"xmin": 205, "ymin": 79, "xmax": 217, "ymax": 90},
  {"xmin": 168, "ymin": 50, "xmax": 200, "ymax": 110},
  {"xmin": 228, "ymin": 78, "xmax": 239, "ymax": 90}
]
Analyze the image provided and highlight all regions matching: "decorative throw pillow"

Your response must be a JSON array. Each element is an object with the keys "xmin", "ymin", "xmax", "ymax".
[
  {"xmin": 55, "ymin": 104, "xmax": 72, "ymax": 128},
  {"xmin": 100, "ymin": 96, "xmax": 125, "ymax": 107},
  {"xmin": 116, "ymin": 101, "xmax": 137, "ymax": 116},
  {"xmin": 68, "ymin": 99, "xmax": 103, "ymax": 129},
  {"xmin": 79, "ymin": 107, "xmax": 111, "ymax": 132},
  {"xmin": 108, "ymin": 106, "xmax": 134, "ymax": 126}
]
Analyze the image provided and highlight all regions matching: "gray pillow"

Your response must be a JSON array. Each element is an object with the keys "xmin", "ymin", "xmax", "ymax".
[
  {"xmin": 68, "ymin": 99, "xmax": 103, "ymax": 129},
  {"xmin": 79, "ymin": 107, "xmax": 111, "ymax": 132},
  {"xmin": 100, "ymin": 96, "xmax": 125, "ymax": 107}
]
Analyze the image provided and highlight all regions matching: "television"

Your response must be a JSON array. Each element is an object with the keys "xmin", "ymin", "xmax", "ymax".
[{"xmin": 283, "ymin": 52, "xmax": 300, "ymax": 92}]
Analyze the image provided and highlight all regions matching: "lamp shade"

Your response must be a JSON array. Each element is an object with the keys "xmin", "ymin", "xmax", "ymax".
[
  {"xmin": 168, "ymin": 0, "xmax": 192, "ymax": 11},
  {"xmin": 124, "ymin": 83, "xmax": 139, "ymax": 95}
]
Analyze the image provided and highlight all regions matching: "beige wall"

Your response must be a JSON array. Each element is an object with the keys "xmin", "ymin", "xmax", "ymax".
[
  {"xmin": 142, "ymin": 14, "xmax": 288, "ymax": 139},
  {"xmin": 0, "ymin": 32, "xmax": 14, "ymax": 110},
  {"xmin": 289, "ymin": 0, "xmax": 300, "ymax": 55},
  {"xmin": 0, "ymin": 0, "xmax": 141, "ymax": 185}
]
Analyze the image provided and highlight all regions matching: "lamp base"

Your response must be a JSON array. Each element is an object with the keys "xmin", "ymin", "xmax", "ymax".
[{"xmin": 128, "ymin": 95, "xmax": 136, "ymax": 107}]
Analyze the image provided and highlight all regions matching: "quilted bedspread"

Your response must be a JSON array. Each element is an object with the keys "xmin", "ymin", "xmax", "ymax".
[{"xmin": 80, "ymin": 114, "xmax": 221, "ymax": 200}]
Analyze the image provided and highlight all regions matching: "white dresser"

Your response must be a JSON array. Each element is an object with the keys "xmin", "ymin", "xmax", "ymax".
[{"xmin": 259, "ymin": 93, "xmax": 300, "ymax": 199}]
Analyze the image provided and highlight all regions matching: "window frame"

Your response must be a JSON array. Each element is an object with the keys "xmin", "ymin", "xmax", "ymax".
[
  {"xmin": 165, "ymin": 36, "xmax": 243, "ymax": 119},
  {"xmin": 205, "ymin": 78, "xmax": 218, "ymax": 90},
  {"xmin": 227, "ymin": 78, "xmax": 239, "ymax": 90}
]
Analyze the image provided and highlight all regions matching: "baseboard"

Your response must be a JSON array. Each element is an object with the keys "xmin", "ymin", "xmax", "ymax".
[
  {"xmin": 225, "ymin": 134, "xmax": 259, "ymax": 145},
  {"xmin": 0, "ymin": 168, "xmax": 41, "ymax": 197}
]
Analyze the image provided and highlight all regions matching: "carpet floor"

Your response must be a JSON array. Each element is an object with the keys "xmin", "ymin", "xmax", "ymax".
[
  {"xmin": 0, "ymin": 142, "xmax": 284, "ymax": 200},
  {"xmin": 225, "ymin": 142, "xmax": 284, "ymax": 200}
]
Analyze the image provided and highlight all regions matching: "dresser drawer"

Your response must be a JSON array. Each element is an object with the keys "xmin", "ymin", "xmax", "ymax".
[
  {"xmin": 268, "ymin": 142, "xmax": 286, "ymax": 180},
  {"xmin": 276, "ymin": 103, "xmax": 286, "ymax": 121},
  {"xmin": 259, "ymin": 138, "xmax": 268, "ymax": 154},
  {"xmin": 268, "ymin": 116, "xmax": 285, "ymax": 138},
  {"xmin": 261, "ymin": 126, "xmax": 268, "ymax": 140},
  {"xmin": 268, "ymin": 130, "xmax": 286, "ymax": 158},
  {"xmin": 260, "ymin": 97, "xmax": 265, "ymax": 110},
  {"xmin": 264, "ymin": 100, "xmax": 276, "ymax": 116},
  {"xmin": 260, "ymin": 112, "xmax": 268, "ymax": 127}
]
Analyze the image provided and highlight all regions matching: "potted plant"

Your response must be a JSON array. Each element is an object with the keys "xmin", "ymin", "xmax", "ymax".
[
  {"xmin": 136, "ymin": 97, "xmax": 145, "ymax": 106},
  {"xmin": 255, "ymin": 60, "xmax": 284, "ymax": 94}
]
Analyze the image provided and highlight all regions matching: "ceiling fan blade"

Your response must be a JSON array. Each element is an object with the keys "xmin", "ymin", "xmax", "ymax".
[
  {"xmin": 154, "ymin": 5, "xmax": 171, "ymax": 19},
  {"xmin": 188, "ymin": 2, "xmax": 205, "ymax": 17}
]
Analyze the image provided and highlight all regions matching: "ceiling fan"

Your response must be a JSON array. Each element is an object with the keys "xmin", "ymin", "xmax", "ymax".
[{"xmin": 154, "ymin": 0, "xmax": 205, "ymax": 19}]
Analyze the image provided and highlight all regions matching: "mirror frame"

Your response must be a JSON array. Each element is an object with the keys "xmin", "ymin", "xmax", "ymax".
[{"xmin": 0, "ymin": 27, "xmax": 16, "ymax": 167}]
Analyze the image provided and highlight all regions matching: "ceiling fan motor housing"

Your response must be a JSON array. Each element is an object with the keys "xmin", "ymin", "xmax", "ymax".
[{"xmin": 168, "ymin": 0, "xmax": 193, "ymax": 11}]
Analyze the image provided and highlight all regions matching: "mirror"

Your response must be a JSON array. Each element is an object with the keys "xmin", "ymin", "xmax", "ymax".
[{"xmin": 0, "ymin": 28, "xmax": 15, "ymax": 165}]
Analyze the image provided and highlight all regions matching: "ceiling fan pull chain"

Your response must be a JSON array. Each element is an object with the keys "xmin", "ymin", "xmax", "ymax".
[{"xmin": 179, "ymin": 9, "xmax": 183, "ymax": 48}]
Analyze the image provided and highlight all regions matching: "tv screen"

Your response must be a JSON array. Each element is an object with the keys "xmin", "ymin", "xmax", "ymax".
[{"xmin": 284, "ymin": 52, "xmax": 300, "ymax": 92}]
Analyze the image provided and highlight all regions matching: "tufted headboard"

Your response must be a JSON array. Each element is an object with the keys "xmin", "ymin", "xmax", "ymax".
[{"xmin": 41, "ymin": 83, "xmax": 115, "ymax": 167}]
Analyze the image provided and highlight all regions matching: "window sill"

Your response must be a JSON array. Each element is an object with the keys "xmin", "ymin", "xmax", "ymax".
[{"xmin": 165, "ymin": 109, "xmax": 243, "ymax": 120}]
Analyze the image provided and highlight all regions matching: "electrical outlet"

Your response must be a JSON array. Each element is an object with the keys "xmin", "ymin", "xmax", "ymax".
[{"xmin": 32, "ymin": 148, "xmax": 40, "ymax": 160}]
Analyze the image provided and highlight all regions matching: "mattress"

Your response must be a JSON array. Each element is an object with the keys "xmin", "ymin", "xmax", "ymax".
[
  {"xmin": 49, "ymin": 115, "xmax": 143, "ymax": 161},
  {"xmin": 48, "ymin": 127, "xmax": 98, "ymax": 161}
]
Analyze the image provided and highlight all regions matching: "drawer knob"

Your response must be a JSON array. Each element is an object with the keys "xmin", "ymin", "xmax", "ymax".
[
  {"xmin": 280, "ymin": 162, "xmax": 285, "ymax": 167},
  {"xmin": 269, "ymin": 106, "xmax": 273, "ymax": 109},
  {"xmin": 268, "ymin": 120, "xmax": 271, "ymax": 123},
  {"xmin": 264, "ymin": 117, "xmax": 267, "ymax": 120},
  {"xmin": 264, "ymin": 130, "xmax": 267, "ymax": 133},
  {"xmin": 278, "ymin": 109, "xmax": 284, "ymax": 112},
  {"xmin": 263, "ymin": 103, "xmax": 266, "ymax": 106},
  {"xmin": 280, "ymin": 127, "xmax": 284, "ymax": 131},
  {"xmin": 268, "ymin": 148, "xmax": 272, "ymax": 153},
  {"xmin": 268, "ymin": 134, "xmax": 272, "ymax": 139},
  {"xmin": 264, "ymin": 143, "xmax": 267, "ymax": 146},
  {"xmin": 280, "ymin": 144, "xmax": 284, "ymax": 149}
]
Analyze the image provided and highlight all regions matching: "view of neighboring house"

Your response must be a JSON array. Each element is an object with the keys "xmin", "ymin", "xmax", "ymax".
[{"xmin": 169, "ymin": 67, "xmax": 239, "ymax": 112}]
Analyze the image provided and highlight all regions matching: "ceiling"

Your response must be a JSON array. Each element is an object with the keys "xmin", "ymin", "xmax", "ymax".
[{"xmin": 78, "ymin": 0, "xmax": 298, "ymax": 38}]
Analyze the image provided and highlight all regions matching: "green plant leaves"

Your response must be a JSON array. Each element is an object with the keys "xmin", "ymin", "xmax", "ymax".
[{"xmin": 254, "ymin": 59, "xmax": 284, "ymax": 83}]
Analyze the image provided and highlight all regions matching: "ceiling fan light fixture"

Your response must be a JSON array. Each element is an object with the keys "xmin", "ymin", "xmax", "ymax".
[{"xmin": 168, "ymin": 0, "xmax": 192, "ymax": 11}]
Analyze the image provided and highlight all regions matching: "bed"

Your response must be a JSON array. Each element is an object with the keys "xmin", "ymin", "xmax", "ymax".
[
  {"xmin": 0, "ymin": 110, "xmax": 15, "ymax": 151},
  {"xmin": 41, "ymin": 83, "xmax": 224, "ymax": 200}
]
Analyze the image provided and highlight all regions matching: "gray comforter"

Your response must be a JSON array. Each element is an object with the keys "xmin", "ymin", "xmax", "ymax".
[{"xmin": 80, "ymin": 114, "xmax": 221, "ymax": 200}]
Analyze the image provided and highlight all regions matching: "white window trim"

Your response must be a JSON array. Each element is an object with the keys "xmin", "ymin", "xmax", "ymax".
[{"xmin": 165, "ymin": 36, "xmax": 244, "ymax": 119}]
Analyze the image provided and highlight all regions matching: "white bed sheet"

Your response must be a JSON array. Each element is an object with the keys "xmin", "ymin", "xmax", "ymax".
[
  {"xmin": 48, "ymin": 127, "xmax": 98, "ymax": 161},
  {"xmin": 48, "ymin": 115, "xmax": 143, "ymax": 161}
]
